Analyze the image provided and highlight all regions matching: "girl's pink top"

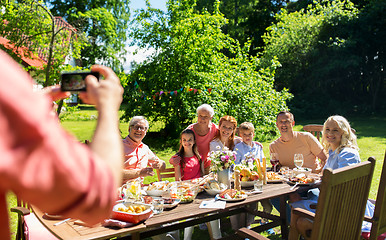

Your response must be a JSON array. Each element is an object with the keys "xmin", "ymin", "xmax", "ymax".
[
  {"xmin": 181, "ymin": 156, "xmax": 201, "ymax": 180},
  {"xmin": 187, "ymin": 122, "xmax": 218, "ymax": 168}
]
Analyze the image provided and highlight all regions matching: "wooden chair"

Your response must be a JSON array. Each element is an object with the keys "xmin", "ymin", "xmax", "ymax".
[
  {"xmin": 303, "ymin": 124, "xmax": 357, "ymax": 141},
  {"xmin": 363, "ymin": 151, "xmax": 386, "ymax": 240},
  {"xmin": 303, "ymin": 125, "xmax": 323, "ymax": 141},
  {"xmin": 11, "ymin": 197, "xmax": 58, "ymax": 240},
  {"xmin": 156, "ymin": 167, "xmax": 175, "ymax": 181},
  {"xmin": 236, "ymin": 158, "xmax": 375, "ymax": 240},
  {"xmin": 288, "ymin": 157, "xmax": 375, "ymax": 240}
]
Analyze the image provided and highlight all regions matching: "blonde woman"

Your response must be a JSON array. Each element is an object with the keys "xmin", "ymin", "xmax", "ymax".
[
  {"xmin": 321, "ymin": 115, "xmax": 360, "ymax": 170},
  {"xmin": 289, "ymin": 116, "xmax": 376, "ymax": 239}
]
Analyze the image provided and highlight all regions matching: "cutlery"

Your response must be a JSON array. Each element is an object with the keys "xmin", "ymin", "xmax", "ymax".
[
  {"xmin": 54, "ymin": 218, "xmax": 71, "ymax": 226},
  {"xmin": 290, "ymin": 182, "xmax": 299, "ymax": 190}
]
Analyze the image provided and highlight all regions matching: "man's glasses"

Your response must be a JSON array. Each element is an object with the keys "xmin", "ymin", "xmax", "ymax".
[{"xmin": 131, "ymin": 125, "xmax": 148, "ymax": 131}]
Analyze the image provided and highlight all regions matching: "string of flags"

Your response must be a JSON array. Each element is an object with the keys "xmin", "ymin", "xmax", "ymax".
[{"xmin": 133, "ymin": 81, "xmax": 212, "ymax": 100}]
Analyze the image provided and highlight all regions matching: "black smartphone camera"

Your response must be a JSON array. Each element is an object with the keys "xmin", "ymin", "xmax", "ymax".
[{"xmin": 60, "ymin": 71, "xmax": 100, "ymax": 92}]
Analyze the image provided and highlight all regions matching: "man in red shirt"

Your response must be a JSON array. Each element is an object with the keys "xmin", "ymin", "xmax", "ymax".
[{"xmin": 0, "ymin": 50, "xmax": 124, "ymax": 240}]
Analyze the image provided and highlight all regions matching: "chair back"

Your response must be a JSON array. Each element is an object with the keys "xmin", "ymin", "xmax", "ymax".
[
  {"xmin": 303, "ymin": 125, "xmax": 323, "ymax": 141},
  {"xmin": 369, "ymin": 151, "xmax": 386, "ymax": 240},
  {"xmin": 156, "ymin": 167, "xmax": 175, "ymax": 181},
  {"xmin": 311, "ymin": 157, "xmax": 375, "ymax": 240}
]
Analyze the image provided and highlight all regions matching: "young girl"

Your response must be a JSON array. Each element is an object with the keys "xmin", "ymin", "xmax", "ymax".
[
  {"xmin": 172, "ymin": 129, "xmax": 221, "ymax": 240},
  {"xmin": 174, "ymin": 129, "xmax": 204, "ymax": 181}
]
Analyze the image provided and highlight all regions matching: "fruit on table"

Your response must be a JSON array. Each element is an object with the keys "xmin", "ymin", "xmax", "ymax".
[{"xmin": 240, "ymin": 169, "xmax": 252, "ymax": 177}]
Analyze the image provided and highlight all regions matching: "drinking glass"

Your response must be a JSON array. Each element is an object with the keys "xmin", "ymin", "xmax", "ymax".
[
  {"xmin": 294, "ymin": 153, "xmax": 304, "ymax": 169},
  {"xmin": 254, "ymin": 179, "xmax": 263, "ymax": 192},
  {"xmin": 270, "ymin": 153, "xmax": 280, "ymax": 172},
  {"xmin": 152, "ymin": 198, "xmax": 164, "ymax": 214}
]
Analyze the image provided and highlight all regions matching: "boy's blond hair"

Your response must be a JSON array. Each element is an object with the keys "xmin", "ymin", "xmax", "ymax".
[{"xmin": 238, "ymin": 122, "xmax": 255, "ymax": 133}]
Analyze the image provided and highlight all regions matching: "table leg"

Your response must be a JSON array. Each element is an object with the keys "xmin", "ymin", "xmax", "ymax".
[
  {"xmin": 280, "ymin": 196, "xmax": 289, "ymax": 239},
  {"xmin": 131, "ymin": 232, "xmax": 140, "ymax": 240}
]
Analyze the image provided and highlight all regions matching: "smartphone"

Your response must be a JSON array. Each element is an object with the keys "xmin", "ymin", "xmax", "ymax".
[{"xmin": 60, "ymin": 71, "xmax": 100, "ymax": 92}]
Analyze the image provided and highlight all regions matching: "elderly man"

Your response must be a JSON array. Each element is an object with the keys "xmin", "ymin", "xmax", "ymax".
[
  {"xmin": 122, "ymin": 116, "xmax": 165, "ymax": 182},
  {"xmin": 269, "ymin": 111, "xmax": 327, "ymax": 172}
]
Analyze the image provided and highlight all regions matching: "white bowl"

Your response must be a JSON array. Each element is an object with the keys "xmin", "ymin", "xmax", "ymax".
[
  {"xmin": 293, "ymin": 168, "xmax": 312, "ymax": 177},
  {"xmin": 145, "ymin": 189, "xmax": 168, "ymax": 197},
  {"xmin": 204, "ymin": 188, "xmax": 223, "ymax": 196},
  {"xmin": 240, "ymin": 181, "xmax": 256, "ymax": 187}
]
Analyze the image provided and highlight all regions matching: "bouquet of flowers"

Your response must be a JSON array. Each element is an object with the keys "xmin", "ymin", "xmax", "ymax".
[{"xmin": 208, "ymin": 146, "xmax": 236, "ymax": 172}]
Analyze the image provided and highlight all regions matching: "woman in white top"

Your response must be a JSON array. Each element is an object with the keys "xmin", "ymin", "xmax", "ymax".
[{"xmin": 209, "ymin": 115, "xmax": 241, "ymax": 152}]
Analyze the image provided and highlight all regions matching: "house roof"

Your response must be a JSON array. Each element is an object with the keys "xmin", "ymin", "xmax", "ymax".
[{"xmin": 0, "ymin": 36, "xmax": 46, "ymax": 69}]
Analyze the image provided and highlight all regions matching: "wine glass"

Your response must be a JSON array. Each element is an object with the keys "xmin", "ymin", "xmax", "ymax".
[
  {"xmin": 294, "ymin": 153, "xmax": 304, "ymax": 169},
  {"xmin": 270, "ymin": 153, "xmax": 280, "ymax": 172}
]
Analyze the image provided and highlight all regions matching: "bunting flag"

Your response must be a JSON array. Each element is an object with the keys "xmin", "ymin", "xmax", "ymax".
[{"xmin": 133, "ymin": 82, "xmax": 213, "ymax": 100}]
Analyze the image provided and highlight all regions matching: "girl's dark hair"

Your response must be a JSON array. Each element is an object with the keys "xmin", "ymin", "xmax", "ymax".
[{"xmin": 177, "ymin": 129, "xmax": 202, "ymax": 174}]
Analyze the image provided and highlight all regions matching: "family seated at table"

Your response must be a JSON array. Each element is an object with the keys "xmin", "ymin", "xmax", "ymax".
[{"xmin": 122, "ymin": 106, "xmax": 371, "ymax": 240}]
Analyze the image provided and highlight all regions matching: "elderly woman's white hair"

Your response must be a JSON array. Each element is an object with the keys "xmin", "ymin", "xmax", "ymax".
[
  {"xmin": 129, "ymin": 116, "xmax": 149, "ymax": 129},
  {"xmin": 321, "ymin": 115, "xmax": 358, "ymax": 153},
  {"xmin": 196, "ymin": 104, "xmax": 215, "ymax": 117}
]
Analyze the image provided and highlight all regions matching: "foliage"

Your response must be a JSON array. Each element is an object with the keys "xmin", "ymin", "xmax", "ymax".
[
  {"xmin": 123, "ymin": 0, "xmax": 291, "ymax": 138},
  {"xmin": 261, "ymin": 0, "xmax": 385, "ymax": 117},
  {"xmin": 195, "ymin": 0, "xmax": 290, "ymax": 55},
  {"xmin": 46, "ymin": 0, "xmax": 130, "ymax": 71},
  {"xmin": 208, "ymin": 146, "xmax": 236, "ymax": 172},
  {"xmin": 0, "ymin": 0, "xmax": 86, "ymax": 86}
]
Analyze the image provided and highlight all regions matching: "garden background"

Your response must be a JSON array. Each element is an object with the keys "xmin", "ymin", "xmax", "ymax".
[{"xmin": 2, "ymin": 0, "xmax": 385, "ymax": 238}]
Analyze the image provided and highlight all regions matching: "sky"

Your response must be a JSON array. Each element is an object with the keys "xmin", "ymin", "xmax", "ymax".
[{"xmin": 123, "ymin": 0, "xmax": 167, "ymax": 72}]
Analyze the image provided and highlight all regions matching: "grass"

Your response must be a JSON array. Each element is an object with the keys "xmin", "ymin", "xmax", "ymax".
[{"xmin": 7, "ymin": 107, "xmax": 386, "ymax": 239}]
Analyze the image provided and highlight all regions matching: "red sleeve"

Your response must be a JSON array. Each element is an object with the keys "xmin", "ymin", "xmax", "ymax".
[{"xmin": 0, "ymin": 51, "xmax": 117, "ymax": 224}]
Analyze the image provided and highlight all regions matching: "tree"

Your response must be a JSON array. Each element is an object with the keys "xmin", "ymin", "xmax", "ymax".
[
  {"xmin": 0, "ymin": 0, "xmax": 86, "ymax": 87},
  {"xmin": 123, "ymin": 0, "xmax": 291, "ymax": 139},
  {"xmin": 261, "ymin": 0, "xmax": 385, "ymax": 116},
  {"xmin": 46, "ymin": 0, "xmax": 130, "ymax": 71},
  {"xmin": 195, "ymin": 0, "xmax": 291, "ymax": 56}
]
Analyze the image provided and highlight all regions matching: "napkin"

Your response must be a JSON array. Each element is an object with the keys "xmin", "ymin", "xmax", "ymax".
[
  {"xmin": 102, "ymin": 219, "xmax": 134, "ymax": 228},
  {"xmin": 199, "ymin": 200, "xmax": 226, "ymax": 209}
]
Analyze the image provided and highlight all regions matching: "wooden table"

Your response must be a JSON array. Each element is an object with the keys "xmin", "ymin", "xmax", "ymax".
[{"xmin": 33, "ymin": 182, "xmax": 317, "ymax": 240}]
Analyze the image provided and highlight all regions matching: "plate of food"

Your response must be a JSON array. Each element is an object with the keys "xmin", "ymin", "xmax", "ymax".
[
  {"xmin": 162, "ymin": 197, "xmax": 181, "ymax": 209},
  {"xmin": 286, "ymin": 173, "xmax": 320, "ymax": 186},
  {"xmin": 145, "ymin": 181, "xmax": 170, "ymax": 196},
  {"xmin": 112, "ymin": 202, "xmax": 153, "ymax": 224},
  {"xmin": 169, "ymin": 181, "xmax": 199, "ymax": 203},
  {"xmin": 216, "ymin": 189, "xmax": 247, "ymax": 202},
  {"xmin": 266, "ymin": 172, "xmax": 283, "ymax": 183},
  {"xmin": 203, "ymin": 179, "xmax": 227, "ymax": 195}
]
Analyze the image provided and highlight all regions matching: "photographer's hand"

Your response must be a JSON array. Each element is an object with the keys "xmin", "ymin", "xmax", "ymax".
[{"xmin": 79, "ymin": 65, "xmax": 124, "ymax": 186}]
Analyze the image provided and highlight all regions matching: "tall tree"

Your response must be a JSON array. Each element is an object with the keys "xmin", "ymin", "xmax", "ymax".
[
  {"xmin": 195, "ymin": 0, "xmax": 290, "ymax": 55},
  {"xmin": 261, "ymin": 0, "xmax": 385, "ymax": 116},
  {"xmin": 0, "ymin": 0, "xmax": 86, "ymax": 87},
  {"xmin": 123, "ymin": 0, "xmax": 291, "ymax": 138},
  {"xmin": 46, "ymin": 0, "xmax": 130, "ymax": 71}
]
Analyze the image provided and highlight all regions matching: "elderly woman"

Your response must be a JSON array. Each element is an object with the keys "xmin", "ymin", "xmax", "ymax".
[
  {"xmin": 122, "ymin": 116, "xmax": 165, "ymax": 182},
  {"xmin": 170, "ymin": 104, "xmax": 218, "ymax": 174}
]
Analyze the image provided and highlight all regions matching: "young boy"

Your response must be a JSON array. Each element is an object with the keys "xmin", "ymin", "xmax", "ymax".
[
  {"xmin": 233, "ymin": 122, "xmax": 275, "ymax": 234},
  {"xmin": 235, "ymin": 122, "xmax": 264, "ymax": 164}
]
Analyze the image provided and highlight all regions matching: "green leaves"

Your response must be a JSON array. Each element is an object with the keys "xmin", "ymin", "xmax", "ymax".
[{"xmin": 123, "ymin": 0, "xmax": 291, "ymax": 139}]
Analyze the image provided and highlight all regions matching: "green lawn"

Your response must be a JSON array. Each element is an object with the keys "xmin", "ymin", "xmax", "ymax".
[{"xmin": 7, "ymin": 108, "xmax": 386, "ymax": 239}]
